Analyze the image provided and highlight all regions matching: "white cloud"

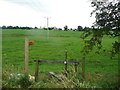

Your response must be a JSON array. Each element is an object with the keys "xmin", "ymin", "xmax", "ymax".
[
  {"xmin": 0, "ymin": 0, "xmax": 46, "ymax": 27},
  {"xmin": 0, "ymin": 0, "xmax": 95, "ymax": 28}
]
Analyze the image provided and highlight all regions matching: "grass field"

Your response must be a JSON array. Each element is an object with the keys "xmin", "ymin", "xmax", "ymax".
[{"xmin": 2, "ymin": 29, "xmax": 119, "ymax": 88}]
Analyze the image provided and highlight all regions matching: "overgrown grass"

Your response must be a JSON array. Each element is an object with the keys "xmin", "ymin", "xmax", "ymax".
[{"xmin": 2, "ymin": 29, "xmax": 119, "ymax": 88}]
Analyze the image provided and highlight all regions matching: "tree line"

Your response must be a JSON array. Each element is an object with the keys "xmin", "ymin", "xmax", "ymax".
[
  {"xmin": 1, "ymin": 25, "xmax": 92, "ymax": 31},
  {"xmin": 1, "ymin": 25, "xmax": 38, "ymax": 30}
]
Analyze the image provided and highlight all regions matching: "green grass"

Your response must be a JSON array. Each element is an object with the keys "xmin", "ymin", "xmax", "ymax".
[{"xmin": 2, "ymin": 29, "xmax": 119, "ymax": 88}]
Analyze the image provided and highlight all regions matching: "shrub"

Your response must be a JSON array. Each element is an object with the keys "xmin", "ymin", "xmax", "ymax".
[
  {"xmin": 18, "ymin": 74, "xmax": 33, "ymax": 88},
  {"xmin": 3, "ymin": 73, "xmax": 34, "ymax": 88}
]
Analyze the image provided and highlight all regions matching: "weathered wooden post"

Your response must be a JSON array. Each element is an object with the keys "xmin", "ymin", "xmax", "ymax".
[
  {"xmin": 35, "ymin": 60, "xmax": 39, "ymax": 82},
  {"xmin": 74, "ymin": 64, "xmax": 78, "ymax": 72},
  {"xmin": 64, "ymin": 49, "xmax": 68, "ymax": 74},
  {"xmin": 82, "ymin": 57, "xmax": 85, "ymax": 79},
  {"xmin": 24, "ymin": 37, "xmax": 29, "ymax": 74}
]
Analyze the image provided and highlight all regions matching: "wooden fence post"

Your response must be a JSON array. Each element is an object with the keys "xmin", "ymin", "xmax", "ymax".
[
  {"xmin": 24, "ymin": 37, "xmax": 29, "ymax": 74},
  {"xmin": 64, "ymin": 49, "xmax": 68, "ymax": 73},
  {"xmin": 82, "ymin": 57, "xmax": 85, "ymax": 79},
  {"xmin": 74, "ymin": 64, "xmax": 78, "ymax": 72},
  {"xmin": 35, "ymin": 61, "xmax": 39, "ymax": 82}
]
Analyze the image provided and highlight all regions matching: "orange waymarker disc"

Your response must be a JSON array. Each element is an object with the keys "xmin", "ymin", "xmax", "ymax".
[{"xmin": 29, "ymin": 41, "xmax": 35, "ymax": 46}]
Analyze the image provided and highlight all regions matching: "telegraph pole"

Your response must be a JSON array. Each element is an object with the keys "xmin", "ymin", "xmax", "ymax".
[
  {"xmin": 44, "ymin": 17, "xmax": 51, "ymax": 40},
  {"xmin": 44, "ymin": 17, "xmax": 51, "ymax": 28}
]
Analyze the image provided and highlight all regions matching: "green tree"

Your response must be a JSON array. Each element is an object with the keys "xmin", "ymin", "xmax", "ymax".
[
  {"xmin": 2, "ymin": 25, "xmax": 6, "ymax": 29},
  {"xmin": 64, "ymin": 25, "xmax": 68, "ymax": 31},
  {"xmin": 7, "ymin": 26, "xmax": 13, "ymax": 29},
  {"xmin": 81, "ymin": 0, "xmax": 120, "ymax": 58},
  {"xmin": 34, "ymin": 27, "xmax": 38, "ymax": 29},
  {"xmin": 83, "ymin": 27, "xmax": 91, "ymax": 31},
  {"xmin": 77, "ymin": 26, "xmax": 83, "ymax": 31}
]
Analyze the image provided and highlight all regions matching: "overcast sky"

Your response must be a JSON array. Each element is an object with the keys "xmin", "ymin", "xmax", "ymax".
[{"xmin": 0, "ymin": 0, "xmax": 95, "ymax": 29}]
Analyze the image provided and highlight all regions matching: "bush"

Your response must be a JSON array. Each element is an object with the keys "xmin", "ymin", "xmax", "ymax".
[
  {"xmin": 18, "ymin": 74, "xmax": 33, "ymax": 88},
  {"xmin": 3, "ymin": 73, "xmax": 34, "ymax": 88}
]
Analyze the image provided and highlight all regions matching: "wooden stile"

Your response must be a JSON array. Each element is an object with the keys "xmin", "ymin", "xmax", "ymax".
[{"xmin": 34, "ymin": 59, "xmax": 79, "ymax": 81}]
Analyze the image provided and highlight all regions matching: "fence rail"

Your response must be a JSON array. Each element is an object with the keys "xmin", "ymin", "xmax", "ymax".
[{"xmin": 34, "ymin": 60, "xmax": 79, "ymax": 65}]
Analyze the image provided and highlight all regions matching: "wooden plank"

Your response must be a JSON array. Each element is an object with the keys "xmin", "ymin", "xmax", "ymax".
[
  {"xmin": 48, "ymin": 72, "xmax": 63, "ymax": 81},
  {"xmin": 35, "ymin": 61, "xmax": 39, "ymax": 82},
  {"xmin": 24, "ymin": 37, "xmax": 29, "ymax": 74},
  {"xmin": 82, "ymin": 57, "xmax": 85, "ymax": 78},
  {"xmin": 34, "ymin": 60, "xmax": 79, "ymax": 65}
]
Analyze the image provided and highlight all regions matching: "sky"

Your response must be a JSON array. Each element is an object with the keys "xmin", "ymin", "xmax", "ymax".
[{"xmin": 0, "ymin": 0, "xmax": 96, "ymax": 29}]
